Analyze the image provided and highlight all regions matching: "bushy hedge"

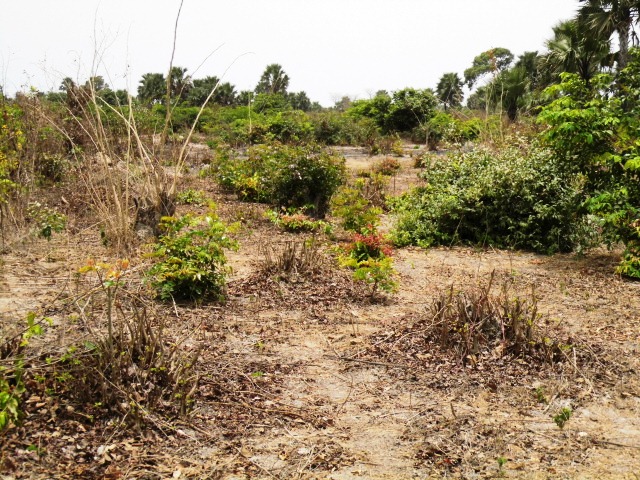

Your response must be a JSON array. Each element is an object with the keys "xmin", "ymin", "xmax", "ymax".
[{"xmin": 392, "ymin": 143, "xmax": 593, "ymax": 253}]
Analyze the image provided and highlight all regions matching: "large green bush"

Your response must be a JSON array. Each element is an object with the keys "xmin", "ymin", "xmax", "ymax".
[
  {"xmin": 208, "ymin": 142, "xmax": 346, "ymax": 217},
  {"xmin": 347, "ymin": 88, "xmax": 437, "ymax": 135},
  {"xmin": 392, "ymin": 142, "xmax": 592, "ymax": 253},
  {"xmin": 414, "ymin": 111, "xmax": 482, "ymax": 149},
  {"xmin": 264, "ymin": 111, "xmax": 314, "ymax": 144},
  {"xmin": 311, "ymin": 112, "xmax": 378, "ymax": 146}
]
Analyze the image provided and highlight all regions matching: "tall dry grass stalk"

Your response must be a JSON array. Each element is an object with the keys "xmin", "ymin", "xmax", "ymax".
[{"xmin": 20, "ymin": 2, "xmax": 240, "ymax": 253}]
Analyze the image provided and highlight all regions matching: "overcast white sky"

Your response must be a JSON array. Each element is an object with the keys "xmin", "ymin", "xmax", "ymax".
[{"xmin": 1, "ymin": 0, "xmax": 579, "ymax": 106}]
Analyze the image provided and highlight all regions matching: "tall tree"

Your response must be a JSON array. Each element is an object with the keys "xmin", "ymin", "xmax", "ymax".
[
  {"xmin": 436, "ymin": 72, "xmax": 464, "ymax": 110},
  {"xmin": 464, "ymin": 48, "xmax": 514, "ymax": 88},
  {"xmin": 59, "ymin": 77, "xmax": 76, "ymax": 93},
  {"xmin": 495, "ymin": 66, "xmax": 530, "ymax": 121},
  {"xmin": 515, "ymin": 51, "xmax": 544, "ymax": 90},
  {"xmin": 333, "ymin": 96, "xmax": 353, "ymax": 112},
  {"xmin": 138, "ymin": 73, "xmax": 166, "ymax": 105},
  {"xmin": 84, "ymin": 76, "xmax": 108, "ymax": 92},
  {"xmin": 214, "ymin": 82, "xmax": 237, "ymax": 106},
  {"xmin": 464, "ymin": 48, "xmax": 514, "ymax": 119},
  {"xmin": 288, "ymin": 91, "xmax": 312, "ymax": 111},
  {"xmin": 578, "ymin": 0, "xmax": 640, "ymax": 70},
  {"xmin": 255, "ymin": 64, "xmax": 290, "ymax": 95},
  {"xmin": 167, "ymin": 66, "xmax": 192, "ymax": 103},
  {"xmin": 237, "ymin": 90, "xmax": 254, "ymax": 106},
  {"xmin": 186, "ymin": 76, "xmax": 236, "ymax": 106},
  {"xmin": 466, "ymin": 85, "xmax": 488, "ymax": 110},
  {"xmin": 542, "ymin": 19, "xmax": 612, "ymax": 85}
]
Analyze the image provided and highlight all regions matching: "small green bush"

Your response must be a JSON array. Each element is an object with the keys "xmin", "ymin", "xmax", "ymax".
[
  {"xmin": 0, "ymin": 312, "xmax": 49, "ymax": 431},
  {"xmin": 0, "ymin": 374, "xmax": 21, "ymax": 431},
  {"xmin": 392, "ymin": 143, "xmax": 593, "ymax": 253},
  {"xmin": 36, "ymin": 153, "xmax": 68, "ymax": 183},
  {"xmin": 331, "ymin": 177, "xmax": 386, "ymax": 233},
  {"xmin": 146, "ymin": 211, "xmax": 238, "ymax": 301},
  {"xmin": 177, "ymin": 188, "xmax": 209, "ymax": 205},
  {"xmin": 339, "ymin": 227, "xmax": 397, "ymax": 299},
  {"xmin": 345, "ymin": 229, "xmax": 394, "ymax": 261},
  {"xmin": 27, "ymin": 201, "xmax": 66, "ymax": 241}
]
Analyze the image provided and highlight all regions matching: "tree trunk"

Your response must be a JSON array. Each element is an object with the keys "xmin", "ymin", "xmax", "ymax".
[{"xmin": 617, "ymin": 19, "xmax": 631, "ymax": 70}]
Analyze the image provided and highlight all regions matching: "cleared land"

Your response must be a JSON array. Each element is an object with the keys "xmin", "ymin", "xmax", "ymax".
[{"xmin": 1, "ymin": 146, "xmax": 639, "ymax": 479}]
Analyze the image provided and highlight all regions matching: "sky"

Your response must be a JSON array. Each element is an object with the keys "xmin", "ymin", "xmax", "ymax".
[{"xmin": 1, "ymin": 0, "xmax": 580, "ymax": 106}]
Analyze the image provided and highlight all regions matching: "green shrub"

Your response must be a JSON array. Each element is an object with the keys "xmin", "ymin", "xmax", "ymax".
[
  {"xmin": 345, "ymin": 228, "xmax": 393, "ymax": 261},
  {"xmin": 0, "ymin": 373, "xmax": 21, "ymax": 431},
  {"xmin": 348, "ymin": 88, "xmax": 437, "ymax": 134},
  {"xmin": 208, "ymin": 142, "xmax": 346, "ymax": 217},
  {"xmin": 392, "ymin": 143, "xmax": 592, "ymax": 253},
  {"xmin": 339, "ymin": 227, "xmax": 397, "ymax": 298},
  {"xmin": 311, "ymin": 112, "xmax": 378, "ymax": 146},
  {"xmin": 538, "ymin": 67, "xmax": 640, "ymax": 277},
  {"xmin": 264, "ymin": 111, "xmax": 314, "ymax": 144},
  {"xmin": 36, "ymin": 153, "xmax": 68, "ymax": 183},
  {"xmin": 0, "ymin": 312, "xmax": 49, "ymax": 431},
  {"xmin": 27, "ymin": 201, "xmax": 67, "ymax": 241},
  {"xmin": 331, "ymin": 178, "xmax": 385, "ymax": 232},
  {"xmin": 177, "ymin": 188, "xmax": 209, "ymax": 205},
  {"xmin": 414, "ymin": 111, "xmax": 482, "ymax": 149},
  {"xmin": 267, "ymin": 144, "xmax": 346, "ymax": 216},
  {"xmin": 146, "ymin": 211, "xmax": 238, "ymax": 301}
]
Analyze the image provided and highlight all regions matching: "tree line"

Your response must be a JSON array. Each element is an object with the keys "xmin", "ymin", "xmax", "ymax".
[
  {"xmin": 435, "ymin": 0, "xmax": 640, "ymax": 120},
  {"xmin": 10, "ymin": 0, "xmax": 640, "ymax": 135}
]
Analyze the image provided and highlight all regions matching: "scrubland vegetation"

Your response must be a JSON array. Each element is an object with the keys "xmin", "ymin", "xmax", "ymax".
[{"xmin": 1, "ymin": 1, "xmax": 640, "ymax": 478}]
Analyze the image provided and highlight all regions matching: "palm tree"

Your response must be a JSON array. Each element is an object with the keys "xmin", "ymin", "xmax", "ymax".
[
  {"xmin": 578, "ymin": 0, "xmax": 640, "ymax": 70},
  {"xmin": 495, "ymin": 66, "xmax": 530, "ymax": 121},
  {"xmin": 138, "ymin": 73, "xmax": 166, "ymax": 105},
  {"xmin": 186, "ymin": 77, "xmax": 237, "ymax": 107},
  {"xmin": 255, "ymin": 64, "xmax": 290, "ymax": 95},
  {"xmin": 542, "ymin": 19, "xmax": 612, "ymax": 85},
  {"xmin": 436, "ymin": 72, "xmax": 464, "ymax": 110},
  {"xmin": 168, "ymin": 66, "xmax": 192, "ymax": 103},
  {"xmin": 288, "ymin": 91, "xmax": 312, "ymax": 111},
  {"xmin": 515, "ymin": 51, "xmax": 545, "ymax": 90}
]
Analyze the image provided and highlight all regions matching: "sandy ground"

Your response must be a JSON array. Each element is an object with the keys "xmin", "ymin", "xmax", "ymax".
[{"xmin": 1, "ymin": 145, "xmax": 639, "ymax": 479}]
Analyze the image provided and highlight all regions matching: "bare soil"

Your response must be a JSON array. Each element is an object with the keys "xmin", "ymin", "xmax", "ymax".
[{"xmin": 1, "ymin": 145, "xmax": 639, "ymax": 479}]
